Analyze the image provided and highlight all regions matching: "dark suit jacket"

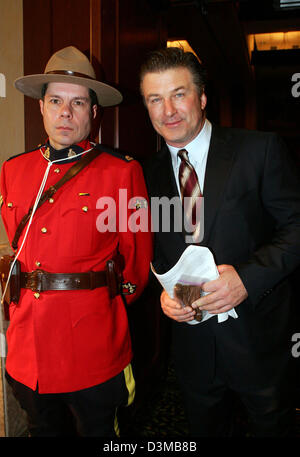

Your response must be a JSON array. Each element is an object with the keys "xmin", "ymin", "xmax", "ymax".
[{"xmin": 143, "ymin": 125, "xmax": 300, "ymax": 388}]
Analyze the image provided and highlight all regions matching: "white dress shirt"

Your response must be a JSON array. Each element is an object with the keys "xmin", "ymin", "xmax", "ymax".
[{"xmin": 167, "ymin": 118, "xmax": 212, "ymax": 197}]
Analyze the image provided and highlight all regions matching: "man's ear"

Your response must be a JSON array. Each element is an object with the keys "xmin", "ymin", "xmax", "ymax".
[
  {"xmin": 200, "ymin": 92, "xmax": 207, "ymax": 110},
  {"xmin": 39, "ymin": 99, "xmax": 44, "ymax": 116},
  {"xmin": 92, "ymin": 104, "xmax": 97, "ymax": 119}
]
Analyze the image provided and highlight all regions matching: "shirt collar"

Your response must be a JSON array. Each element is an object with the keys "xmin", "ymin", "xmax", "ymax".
[{"xmin": 168, "ymin": 119, "xmax": 212, "ymax": 169}]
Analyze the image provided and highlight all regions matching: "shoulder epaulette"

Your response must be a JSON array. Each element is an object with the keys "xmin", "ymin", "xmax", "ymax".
[
  {"xmin": 6, "ymin": 144, "xmax": 45, "ymax": 162},
  {"xmin": 94, "ymin": 143, "xmax": 135, "ymax": 163}
]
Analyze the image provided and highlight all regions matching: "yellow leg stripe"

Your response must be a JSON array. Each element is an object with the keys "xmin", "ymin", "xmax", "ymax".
[
  {"xmin": 124, "ymin": 362, "xmax": 135, "ymax": 406},
  {"xmin": 114, "ymin": 363, "xmax": 136, "ymax": 436},
  {"xmin": 114, "ymin": 409, "xmax": 120, "ymax": 437}
]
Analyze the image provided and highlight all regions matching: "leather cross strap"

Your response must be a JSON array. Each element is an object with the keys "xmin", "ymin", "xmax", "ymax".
[{"xmin": 12, "ymin": 147, "xmax": 101, "ymax": 250}]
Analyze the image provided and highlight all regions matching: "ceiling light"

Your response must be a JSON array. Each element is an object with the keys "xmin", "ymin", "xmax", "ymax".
[{"xmin": 248, "ymin": 31, "xmax": 300, "ymax": 52}]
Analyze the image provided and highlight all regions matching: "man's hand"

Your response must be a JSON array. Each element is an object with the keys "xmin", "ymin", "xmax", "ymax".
[
  {"xmin": 160, "ymin": 289, "xmax": 196, "ymax": 322},
  {"xmin": 192, "ymin": 264, "xmax": 248, "ymax": 314}
]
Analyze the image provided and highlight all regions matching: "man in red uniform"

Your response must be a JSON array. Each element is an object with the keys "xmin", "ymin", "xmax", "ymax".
[{"xmin": 0, "ymin": 46, "xmax": 152, "ymax": 436}]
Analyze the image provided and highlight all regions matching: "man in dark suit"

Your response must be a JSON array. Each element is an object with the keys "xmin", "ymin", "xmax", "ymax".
[{"xmin": 140, "ymin": 47, "xmax": 300, "ymax": 437}]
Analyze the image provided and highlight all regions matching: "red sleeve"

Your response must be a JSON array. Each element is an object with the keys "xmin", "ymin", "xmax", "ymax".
[
  {"xmin": 117, "ymin": 160, "xmax": 153, "ymax": 304},
  {"xmin": 0, "ymin": 161, "xmax": 11, "ymax": 242}
]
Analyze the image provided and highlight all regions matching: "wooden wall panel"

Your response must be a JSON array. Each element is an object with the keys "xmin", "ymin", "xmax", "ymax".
[
  {"xmin": 118, "ymin": 0, "xmax": 163, "ymax": 158},
  {"xmin": 23, "ymin": 0, "xmax": 90, "ymax": 150},
  {"xmin": 97, "ymin": 0, "xmax": 119, "ymax": 147},
  {"xmin": 89, "ymin": 0, "xmax": 165, "ymax": 157},
  {"xmin": 51, "ymin": 0, "xmax": 90, "ymax": 52},
  {"xmin": 23, "ymin": 0, "xmax": 52, "ymax": 149}
]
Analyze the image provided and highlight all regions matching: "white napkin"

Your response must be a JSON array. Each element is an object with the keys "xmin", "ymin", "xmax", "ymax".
[{"xmin": 151, "ymin": 245, "xmax": 238, "ymax": 325}]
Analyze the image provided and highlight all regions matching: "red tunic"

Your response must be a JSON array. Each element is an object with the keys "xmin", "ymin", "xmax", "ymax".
[{"xmin": 0, "ymin": 140, "xmax": 152, "ymax": 393}]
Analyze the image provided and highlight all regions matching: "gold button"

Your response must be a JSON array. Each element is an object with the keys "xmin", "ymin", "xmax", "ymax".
[
  {"xmin": 49, "ymin": 198, "xmax": 54, "ymax": 203},
  {"xmin": 41, "ymin": 227, "xmax": 47, "ymax": 233},
  {"xmin": 7, "ymin": 202, "xmax": 13, "ymax": 207},
  {"xmin": 54, "ymin": 168, "xmax": 60, "ymax": 173},
  {"xmin": 82, "ymin": 206, "xmax": 88, "ymax": 212},
  {"xmin": 34, "ymin": 292, "xmax": 40, "ymax": 299},
  {"xmin": 35, "ymin": 261, "xmax": 41, "ymax": 267}
]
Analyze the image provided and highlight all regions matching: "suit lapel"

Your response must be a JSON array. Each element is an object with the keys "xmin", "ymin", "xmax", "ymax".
[
  {"xmin": 200, "ymin": 124, "xmax": 235, "ymax": 245},
  {"xmin": 150, "ymin": 144, "xmax": 187, "ymax": 253},
  {"xmin": 152, "ymin": 144, "xmax": 179, "ymax": 201}
]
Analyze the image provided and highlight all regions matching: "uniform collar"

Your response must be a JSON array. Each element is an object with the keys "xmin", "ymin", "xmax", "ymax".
[{"xmin": 41, "ymin": 138, "xmax": 94, "ymax": 163}]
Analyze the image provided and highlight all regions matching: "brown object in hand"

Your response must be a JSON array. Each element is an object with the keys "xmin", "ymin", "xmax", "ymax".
[{"xmin": 174, "ymin": 282, "xmax": 203, "ymax": 322}]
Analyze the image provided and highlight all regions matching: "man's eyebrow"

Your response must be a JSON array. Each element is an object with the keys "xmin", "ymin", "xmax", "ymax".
[
  {"xmin": 146, "ymin": 92, "xmax": 160, "ymax": 98},
  {"xmin": 45, "ymin": 94, "xmax": 89, "ymax": 100}
]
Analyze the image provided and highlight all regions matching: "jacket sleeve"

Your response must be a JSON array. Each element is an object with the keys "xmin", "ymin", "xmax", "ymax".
[
  {"xmin": 235, "ymin": 133, "xmax": 300, "ymax": 306},
  {"xmin": 0, "ymin": 161, "xmax": 11, "ymax": 243},
  {"xmin": 117, "ymin": 160, "xmax": 153, "ymax": 304}
]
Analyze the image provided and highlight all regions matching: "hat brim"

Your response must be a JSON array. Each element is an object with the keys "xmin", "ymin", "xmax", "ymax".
[{"xmin": 14, "ymin": 73, "xmax": 122, "ymax": 107}]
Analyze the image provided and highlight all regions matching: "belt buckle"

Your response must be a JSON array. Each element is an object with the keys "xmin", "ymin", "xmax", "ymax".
[{"xmin": 27, "ymin": 269, "xmax": 44, "ymax": 292}]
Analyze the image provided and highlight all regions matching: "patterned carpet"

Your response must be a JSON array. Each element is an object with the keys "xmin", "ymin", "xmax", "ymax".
[
  {"xmin": 121, "ymin": 364, "xmax": 189, "ymax": 437},
  {"xmin": 120, "ymin": 363, "xmax": 300, "ymax": 438}
]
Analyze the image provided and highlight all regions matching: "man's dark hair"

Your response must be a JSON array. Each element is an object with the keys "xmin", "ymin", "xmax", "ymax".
[
  {"xmin": 89, "ymin": 88, "xmax": 99, "ymax": 109},
  {"xmin": 140, "ymin": 47, "xmax": 207, "ymax": 96},
  {"xmin": 41, "ymin": 83, "xmax": 99, "ymax": 111},
  {"xmin": 41, "ymin": 83, "xmax": 48, "ymax": 100}
]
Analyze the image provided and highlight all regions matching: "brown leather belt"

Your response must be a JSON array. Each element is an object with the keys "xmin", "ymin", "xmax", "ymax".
[{"xmin": 20, "ymin": 269, "xmax": 107, "ymax": 292}]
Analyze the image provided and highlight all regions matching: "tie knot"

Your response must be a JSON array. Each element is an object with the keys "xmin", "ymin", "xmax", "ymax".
[{"xmin": 178, "ymin": 149, "xmax": 189, "ymax": 162}]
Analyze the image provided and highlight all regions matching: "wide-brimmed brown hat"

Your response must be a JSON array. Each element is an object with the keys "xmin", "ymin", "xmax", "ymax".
[{"xmin": 14, "ymin": 46, "xmax": 122, "ymax": 107}]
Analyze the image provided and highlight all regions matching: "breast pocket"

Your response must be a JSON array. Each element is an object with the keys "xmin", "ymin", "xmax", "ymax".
[
  {"xmin": 58, "ymin": 198, "xmax": 100, "ymax": 257},
  {"xmin": 2, "ymin": 190, "xmax": 33, "ymax": 239}
]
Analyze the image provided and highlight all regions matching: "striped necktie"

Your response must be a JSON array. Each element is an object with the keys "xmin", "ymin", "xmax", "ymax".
[{"xmin": 178, "ymin": 149, "xmax": 202, "ymax": 242}]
